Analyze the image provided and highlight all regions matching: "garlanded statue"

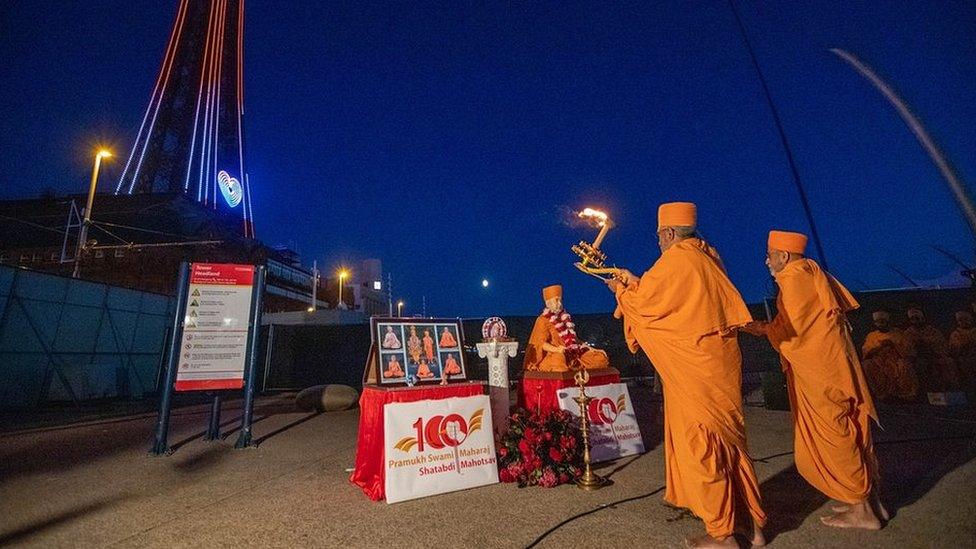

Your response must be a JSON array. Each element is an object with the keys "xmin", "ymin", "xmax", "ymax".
[{"xmin": 523, "ymin": 285, "xmax": 609, "ymax": 372}]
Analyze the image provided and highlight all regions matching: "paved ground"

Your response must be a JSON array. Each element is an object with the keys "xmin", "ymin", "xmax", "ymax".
[{"xmin": 1, "ymin": 391, "xmax": 974, "ymax": 548}]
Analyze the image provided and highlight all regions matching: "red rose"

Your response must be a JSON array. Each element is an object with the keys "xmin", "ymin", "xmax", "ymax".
[
  {"xmin": 499, "ymin": 468, "xmax": 515, "ymax": 482},
  {"xmin": 548, "ymin": 447, "xmax": 563, "ymax": 463},
  {"xmin": 518, "ymin": 439, "xmax": 532, "ymax": 457},
  {"xmin": 498, "ymin": 447, "xmax": 508, "ymax": 458}
]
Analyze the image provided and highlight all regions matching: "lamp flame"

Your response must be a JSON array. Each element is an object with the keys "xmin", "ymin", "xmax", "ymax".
[{"xmin": 578, "ymin": 208, "xmax": 609, "ymax": 228}]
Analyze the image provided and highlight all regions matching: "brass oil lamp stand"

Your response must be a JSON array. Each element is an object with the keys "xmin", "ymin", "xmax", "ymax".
[{"xmin": 573, "ymin": 367, "xmax": 609, "ymax": 490}]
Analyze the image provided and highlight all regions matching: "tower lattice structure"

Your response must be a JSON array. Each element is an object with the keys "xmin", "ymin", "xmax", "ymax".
[{"xmin": 116, "ymin": 0, "xmax": 254, "ymax": 238}]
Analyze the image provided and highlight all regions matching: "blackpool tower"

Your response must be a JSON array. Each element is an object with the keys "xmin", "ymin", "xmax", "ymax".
[{"xmin": 115, "ymin": 0, "xmax": 254, "ymax": 238}]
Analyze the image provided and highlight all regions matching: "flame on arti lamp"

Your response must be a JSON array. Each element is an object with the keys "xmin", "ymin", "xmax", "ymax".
[
  {"xmin": 577, "ymin": 207, "xmax": 612, "ymax": 249},
  {"xmin": 578, "ymin": 208, "xmax": 609, "ymax": 228}
]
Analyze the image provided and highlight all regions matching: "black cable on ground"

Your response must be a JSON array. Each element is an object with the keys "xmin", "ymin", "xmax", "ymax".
[{"xmin": 525, "ymin": 486, "xmax": 666, "ymax": 549}]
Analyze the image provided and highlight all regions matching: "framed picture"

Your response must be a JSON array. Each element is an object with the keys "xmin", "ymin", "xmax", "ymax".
[{"xmin": 367, "ymin": 317, "xmax": 467, "ymax": 386}]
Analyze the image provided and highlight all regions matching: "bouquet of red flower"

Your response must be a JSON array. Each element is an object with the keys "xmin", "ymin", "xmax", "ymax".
[{"xmin": 497, "ymin": 408, "xmax": 583, "ymax": 487}]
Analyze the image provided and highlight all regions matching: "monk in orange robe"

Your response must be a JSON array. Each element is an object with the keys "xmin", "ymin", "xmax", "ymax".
[
  {"xmin": 861, "ymin": 310, "xmax": 917, "ymax": 401},
  {"xmin": 439, "ymin": 327, "xmax": 458, "ymax": 348},
  {"xmin": 948, "ymin": 310, "xmax": 976, "ymax": 397},
  {"xmin": 443, "ymin": 353, "xmax": 462, "ymax": 375},
  {"xmin": 904, "ymin": 306, "xmax": 959, "ymax": 392},
  {"xmin": 743, "ymin": 230, "xmax": 884, "ymax": 530},
  {"xmin": 608, "ymin": 202, "xmax": 765, "ymax": 548},
  {"xmin": 416, "ymin": 360, "xmax": 434, "ymax": 378},
  {"xmin": 383, "ymin": 355, "xmax": 404, "ymax": 378},
  {"xmin": 523, "ymin": 285, "xmax": 609, "ymax": 372},
  {"xmin": 422, "ymin": 329, "xmax": 435, "ymax": 361}
]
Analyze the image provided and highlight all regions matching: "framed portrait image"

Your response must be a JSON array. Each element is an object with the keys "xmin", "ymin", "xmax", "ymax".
[{"xmin": 366, "ymin": 318, "xmax": 467, "ymax": 386}]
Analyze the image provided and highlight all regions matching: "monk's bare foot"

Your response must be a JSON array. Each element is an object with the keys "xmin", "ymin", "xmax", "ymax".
[
  {"xmin": 872, "ymin": 494, "xmax": 890, "ymax": 522},
  {"xmin": 833, "ymin": 495, "xmax": 889, "ymax": 522},
  {"xmin": 820, "ymin": 501, "xmax": 881, "ymax": 530},
  {"xmin": 749, "ymin": 526, "xmax": 766, "ymax": 547},
  {"xmin": 734, "ymin": 524, "xmax": 765, "ymax": 547},
  {"xmin": 685, "ymin": 533, "xmax": 738, "ymax": 548}
]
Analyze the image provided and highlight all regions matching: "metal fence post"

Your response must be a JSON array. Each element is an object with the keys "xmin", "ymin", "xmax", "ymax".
[
  {"xmin": 235, "ymin": 266, "xmax": 266, "ymax": 449},
  {"xmin": 151, "ymin": 262, "xmax": 190, "ymax": 456},
  {"xmin": 205, "ymin": 392, "xmax": 222, "ymax": 441}
]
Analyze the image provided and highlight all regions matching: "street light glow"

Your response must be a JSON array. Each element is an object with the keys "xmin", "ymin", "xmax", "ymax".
[
  {"xmin": 97, "ymin": 149, "xmax": 112, "ymax": 158},
  {"xmin": 482, "ymin": 279, "xmax": 489, "ymax": 288}
]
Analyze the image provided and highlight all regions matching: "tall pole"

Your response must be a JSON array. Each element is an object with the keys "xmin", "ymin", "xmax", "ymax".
[
  {"xmin": 310, "ymin": 260, "xmax": 318, "ymax": 311},
  {"xmin": 387, "ymin": 273, "xmax": 393, "ymax": 316},
  {"xmin": 73, "ymin": 150, "xmax": 112, "ymax": 278},
  {"xmin": 831, "ymin": 48, "xmax": 976, "ymax": 241},
  {"xmin": 727, "ymin": 0, "xmax": 830, "ymax": 269},
  {"xmin": 151, "ymin": 261, "xmax": 190, "ymax": 456}
]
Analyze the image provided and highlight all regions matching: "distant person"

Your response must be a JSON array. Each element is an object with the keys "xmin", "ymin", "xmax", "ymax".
[
  {"xmin": 439, "ymin": 326, "xmax": 458, "ymax": 348},
  {"xmin": 523, "ymin": 285, "xmax": 609, "ymax": 372},
  {"xmin": 422, "ymin": 329, "xmax": 435, "ymax": 361},
  {"xmin": 383, "ymin": 355, "xmax": 404, "ymax": 378},
  {"xmin": 382, "ymin": 326, "xmax": 401, "ymax": 349},
  {"xmin": 608, "ymin": 202, "xmax": 765, "ymax": 548},
  {"xmin": 861, "ymin": 310, "xmax": 918, "ymax": 401},
  {"xmin": 948, "ymin": 310, "xmax": 976, "ymax": 398},
  {"xmin": 743, "ymin": 231, "xmax": 884, "ymax": 530},
  {"xmin": 904, "ymin": 306, "xmax": 959, "ymax": 392}
]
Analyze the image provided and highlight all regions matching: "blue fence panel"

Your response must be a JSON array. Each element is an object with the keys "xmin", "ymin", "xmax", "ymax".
[{"xmin": 0, "ymin": 265, "xmax": 175, "ymax": 408}]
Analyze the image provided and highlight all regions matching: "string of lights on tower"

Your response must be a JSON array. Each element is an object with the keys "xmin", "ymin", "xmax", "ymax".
[{"xmin": 115, "ymin": 0, "xmax": 255, "ymax": 238}]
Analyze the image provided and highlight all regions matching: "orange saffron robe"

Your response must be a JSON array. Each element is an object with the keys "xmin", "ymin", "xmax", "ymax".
[
  {"xmin": 613, "ymin": 238, "xmax": 765, "ymax": 538},
  {"xmin": 439, "ymin": 330, "xmax": 458, "ymax": 348},
  {"xmin": 861, "ymin": 329, "xmax": 917, "ymax": 400},
  {"xmin": 765, "ymin": 259, "xmax": 878, "ymax": 504},
  {"xmin": 949, "ymin": 327, "xmax": 976, "ymax": 390},
  {"xmin": 523, "ymin": 313, "xmax": 609, "ymax": 371}
]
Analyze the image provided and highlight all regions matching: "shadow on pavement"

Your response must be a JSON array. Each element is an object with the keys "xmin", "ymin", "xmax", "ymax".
[
  {"xmin": 756, "ymin": 405, "xmax": 976, "ymax": 542},
  {"xmin": 0, "ymin": 494, "xmax": 128, "ymax": 545},
  {"xmin": 0, "ymin": 397, "xmax": 302, "ymax": 484},
  {"xmin": 253, "ymin": 412, "xmax": 322, "ymax": 446}
]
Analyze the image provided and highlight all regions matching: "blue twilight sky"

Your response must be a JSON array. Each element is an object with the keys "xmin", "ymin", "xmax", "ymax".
[{"xmin": 1, "ymin": 1, "xmax": 974, "ymax": 317}]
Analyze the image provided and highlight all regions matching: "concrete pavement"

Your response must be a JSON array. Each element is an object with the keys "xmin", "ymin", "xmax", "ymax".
[{"xmin": 1, "ymin": 392, "xmax": 974, "ymax": 548}]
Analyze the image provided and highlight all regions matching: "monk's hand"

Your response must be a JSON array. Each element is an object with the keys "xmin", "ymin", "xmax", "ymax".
[
  {"xmin": 606, "ymin": 278, "xmax": 623, "ymax": 293},
  {"xmin": 616, "ymin": 269, "xmax": 638, "ymax": 285}
]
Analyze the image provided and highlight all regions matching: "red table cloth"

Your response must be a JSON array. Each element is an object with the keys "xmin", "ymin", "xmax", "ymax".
[
  {"xmin": 518, "ymin": 369, "xmax": 621, "ymax": 416},
  {"xmin": 350, "ymin": 381, "xmax": 486, "ymax": 501}
]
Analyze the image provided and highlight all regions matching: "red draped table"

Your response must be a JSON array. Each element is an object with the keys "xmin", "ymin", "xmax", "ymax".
[
  {"xmin": 518, "ymin": 368, "xmax": 620, "ymax": 416},
  {"xmin": 350, "ymin": 381, "xmax": 486, "ymax": 501}
]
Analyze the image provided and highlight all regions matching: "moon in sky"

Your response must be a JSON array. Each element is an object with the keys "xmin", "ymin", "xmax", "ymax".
[{"xmin": 481, "ymin": 279, "xmax": 489, "ymax": 288}]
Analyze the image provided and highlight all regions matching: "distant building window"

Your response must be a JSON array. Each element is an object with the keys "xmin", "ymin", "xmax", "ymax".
[
  {"xmin": 94, "ymin": 250, "xmax": 104, "ymax": 258},
  {"xmin": 115, "ymin": 249, "xmax": 125, "ymax": 258},
  {"xmin": 373, "ymin": 281, "xmax": 382, "ymax": 291},
  {"xmin": 50, "ymin": 252, "xmax": 59, "ymax": 261},
  {"xmin": 19, "ymin": 254, "xmax": 29, "ymax": 263},
  {"xmin": 31, "ymin": 253, "xmax": 40, "ymax": 262}
]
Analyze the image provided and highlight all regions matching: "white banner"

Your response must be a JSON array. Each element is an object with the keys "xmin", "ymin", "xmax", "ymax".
[
  {"xmin": 556, "ymin": 383, "xmax": 644, "ymax": 463},
  {"xmin": 384, "ymin": 395, "xmax": 498, "ymax": 504},
  {"xmin": 175, "ymin": 263, "xmax": 254, "ymax": 391}
]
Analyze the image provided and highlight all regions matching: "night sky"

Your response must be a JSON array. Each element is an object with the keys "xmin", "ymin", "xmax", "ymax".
[{"xmin": 2, "ymin": 1, "xmax": 974, "ymax": 318}]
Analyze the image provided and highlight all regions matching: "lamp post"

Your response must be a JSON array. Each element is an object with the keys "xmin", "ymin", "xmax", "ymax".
[
  {"xmin": 338, "ymin": 269, "xmax": 349, "ymax": 309},
  {"xmin": 397, "ymin": 300, "xmax": 404, "ymax": 317},
  {"xmin": 308, "ymin": 260, "xmax": 319, "ymax": 312},
  {"xmin": 73, "ymin": 149, "xmax": 112, "ymax": 278}
]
